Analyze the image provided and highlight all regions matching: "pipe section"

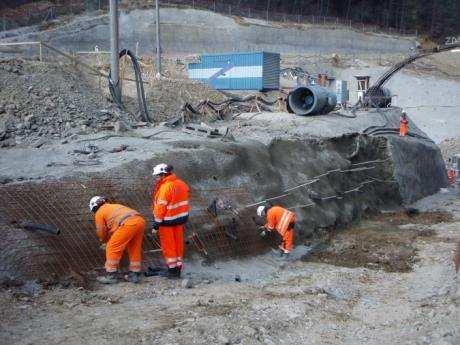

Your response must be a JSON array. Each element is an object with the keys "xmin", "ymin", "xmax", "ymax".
[{"xmin": 287, "ymin": 86, "xmax": 337, "ymax": 116}]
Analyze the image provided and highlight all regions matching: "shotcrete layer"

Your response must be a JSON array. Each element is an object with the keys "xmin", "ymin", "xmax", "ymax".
[{"xmin": 0, "ymin": 108, "xmax": 448, "ymax": 279}]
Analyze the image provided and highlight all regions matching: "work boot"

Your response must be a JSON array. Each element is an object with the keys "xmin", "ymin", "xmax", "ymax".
[
  {"xmin": 145, "ymin": 266, "xmax": 169, "ymax": 277},
  {"xmin": 167, "ymin": 267, "xmax": 181, "ymax": 279},
  {"xmin": 96, "ymin": 272, "xmax": 118, "ymax": 284},
  {"xmin": 125, "ymin": 271, "xmax": 142, "ymax": 284}
]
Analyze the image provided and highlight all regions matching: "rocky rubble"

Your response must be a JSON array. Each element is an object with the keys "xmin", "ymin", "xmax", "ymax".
[
  {"xmin": 439, "ymin": 138, "xmax": 460, "ymax": 163},
  {"xmin": 0, "ymin": 58, "xmax": 138, "ymax": 147}
]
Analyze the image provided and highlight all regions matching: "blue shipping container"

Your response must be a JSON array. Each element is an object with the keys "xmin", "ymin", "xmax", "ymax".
[{"xmin": 188, "ymin": 52, "xmax": 280, "ymax": 91}]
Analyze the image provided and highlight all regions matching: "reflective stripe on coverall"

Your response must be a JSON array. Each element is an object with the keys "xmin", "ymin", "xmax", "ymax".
[
  {"xmin": 152, "ymin": 173, "xmax": 190, "ymax": 268},
  {"xmin": 265, "ymin": 206, "xmax": 296, "ymax": 254},
  {"xmin": 95, "ymin": 203, "xmax": 145, "ymax": 272}
]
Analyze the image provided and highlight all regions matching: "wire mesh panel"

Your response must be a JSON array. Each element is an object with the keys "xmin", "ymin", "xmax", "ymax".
[{"xmin": 0, "ymin": 177, "xmax": 270, "ymax": 280}]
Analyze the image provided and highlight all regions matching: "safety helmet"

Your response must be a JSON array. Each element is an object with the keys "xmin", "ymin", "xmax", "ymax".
[
  {"xmin": 89, "ymin": 196, "xmax": 106, "ymax": 213},
  {"xmin": 152, "ymin": 163, "xmax": 172, "ymax": 176},
  {"xmin": 257, "ymin": 205, "xmax": 266, "ymax": 217}
]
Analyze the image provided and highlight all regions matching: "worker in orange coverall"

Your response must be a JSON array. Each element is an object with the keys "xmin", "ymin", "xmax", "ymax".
[
  {"xmin": 151, "ymin": 163, "xmax": 190, "ymax": 279},
  {"xmin": 399, "ymin": 111, "xmax": 409, "ymax": 137},
  {"xmin": 257, "ymin": 204, "xmax": 296, "ymax": 256},
  {"xmin": 89, "ymin": 196, "xmax": 145, "ymax": 284}
]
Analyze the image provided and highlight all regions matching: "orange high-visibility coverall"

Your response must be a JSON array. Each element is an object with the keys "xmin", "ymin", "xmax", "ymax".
[
  {"xmin": 265, "ymin": 206, "xmax": 296, "ymax": 253},
  {"xmin": 447, "ymin": 169, "xmax": 457, "ymax": 185},
  {"xmin": 152, "ymin": 173, "xmax": 190, "ymax": 268},
  {"xmin": 399, "ymin": 118, "xmax": 409, "ymax": 136},
  {"xmin": 95, "ymin": 203, "xmax": 145, "ymax": 273}
]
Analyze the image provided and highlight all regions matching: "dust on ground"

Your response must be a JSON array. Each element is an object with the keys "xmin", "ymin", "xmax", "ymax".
[
  {"xmin": 304, "ymin": 210, "xmax": 454, "ymax": 273},
  {"xmin": 1, "ymin": 188, "xmax": 458, "ymax": 345}
]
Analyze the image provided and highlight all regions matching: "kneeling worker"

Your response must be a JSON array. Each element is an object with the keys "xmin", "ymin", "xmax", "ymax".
[
  {"xmin": 151, "ymin": 163, "xmax": 190, "ymax": 279},
  {"xmin": 89, "ymin": 196, "xmax": 146, "ymax": 284},
  {"xmin": 257, "ymin": 204, "xmax": 296, "ymax": 256}
]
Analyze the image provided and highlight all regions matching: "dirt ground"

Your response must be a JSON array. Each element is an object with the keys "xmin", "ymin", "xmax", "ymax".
[{"xmin": 0, "ymin": 187, "xmax": 458, "ymax": 345}]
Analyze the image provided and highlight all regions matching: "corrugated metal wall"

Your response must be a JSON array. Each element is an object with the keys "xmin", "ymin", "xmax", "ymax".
[
  {"xmin": 262, "ymin": 52, "xmax": 280, "ymax": 90},
  {"xmin": 188, "ymin": 52, "xmax": 280, "ymax": 91}
]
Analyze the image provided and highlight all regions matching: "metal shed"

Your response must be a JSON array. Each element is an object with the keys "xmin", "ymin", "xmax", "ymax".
[{"xmin": 188, "ymin": 52, "xmax": 280, "ymax": 91}]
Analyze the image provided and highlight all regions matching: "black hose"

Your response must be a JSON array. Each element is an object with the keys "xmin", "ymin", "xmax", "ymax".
[
  {"xmin": 361, "ymin": 43, "xmax": 460, "ymax": 107},
  {"xmin": 365, "ymin": 127, "xmax": 433, "ymax": 143},
  {"xmin": 108, "ymin": 49, "xmax": 151, "ymax": 123},
  {"xmin": 17, "ymin": 221, "xmax": 61, "ymax": 235}
]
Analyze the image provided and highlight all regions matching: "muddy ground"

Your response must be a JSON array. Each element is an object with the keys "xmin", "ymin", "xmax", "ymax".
[{"xmin": 0, "ymin": 188, "xmax": 458, "ymax": 345}]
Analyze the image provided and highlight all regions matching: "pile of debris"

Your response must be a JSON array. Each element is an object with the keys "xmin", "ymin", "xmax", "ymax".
[
  {"xmin": 438, "ymin": 138, "xmax": 460, "ymax": 163},
  {"xmin": 0, "ymin": 57, "xmax": 284, "ymax": 148},
  {"xmin": 172, "ymin": 92, "xmax": 284, "ymax": 125},
  {"xmin": 0, "ymin": 59, "xmax": 137, "ymax": 147}
]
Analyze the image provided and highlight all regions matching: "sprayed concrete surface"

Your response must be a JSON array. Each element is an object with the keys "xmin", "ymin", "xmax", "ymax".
[
  {"xmin": 336, "ymin": 63, "xmax": 460, "ymax": 144},
  {"xmin": 0, "ymin": 8, "xmax": 415, "ymax": 56},
  {"xmin": 0, "ymin": 107, "xmax": 448, "ymax": 281},
  {"xmin": 0, "ymin": 188, "xmax": 458, "ymax": 345},
  {"xmin": 0, "ymin": 108, "xmax": 447, "ymax": 205}
]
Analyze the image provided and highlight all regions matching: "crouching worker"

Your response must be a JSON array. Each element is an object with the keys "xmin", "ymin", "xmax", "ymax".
[
  {"xmin": 89, "ymin": 196, "xmax": 146, "ymax": 284},
  {"xmin": 257, "ymin": 204, "xmax": 296, "ymax": 256},
  {"xmin": 151, "ymin": 163, "xmax": 190, "ymax": 279}
]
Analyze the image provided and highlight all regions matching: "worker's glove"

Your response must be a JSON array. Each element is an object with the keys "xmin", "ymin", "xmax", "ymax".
[
  {"xmin": 259, "ymin": 230, "xmax": 267, "ymax": 237},
  {"xmin": 151, "ymin": 228, "xmax": 158, "ymax": 236},
  {"xmin": 99, "ymin": 243, "xmax": 107, "ymax": 251}
]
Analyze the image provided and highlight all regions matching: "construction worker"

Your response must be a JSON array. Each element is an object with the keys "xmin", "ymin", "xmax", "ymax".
[
  {"xmin": 89, "ymin": 196, "xmax": 146, "ymax": 284},
  {"xmin": 257, "ymin": 204, "xmax": 296, "ymax": 256},
  {"xmin": 399, "ymin": 111, "xmax": 409, "ymax": 137},
  {"xmin": 151, "ymin": 163, "xmax": 190, "ymax": 279}
]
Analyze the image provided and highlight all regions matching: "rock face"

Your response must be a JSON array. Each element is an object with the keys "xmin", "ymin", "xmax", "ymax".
[
  {"xmin": 387, "ymin": 136, "xmax": 448, "ymax": 204},
  {"xmin": 0, "ymin": 128, "xmax": 448, "ymax": 279}
]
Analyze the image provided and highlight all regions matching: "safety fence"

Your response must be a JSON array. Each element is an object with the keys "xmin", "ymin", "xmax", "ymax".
[
  {"xmin": 0, "ymin": 1, "xmax": 109, "ymax": 32},
  {"xmin": 0, "ymin": 0, "xmax": 416, "ymax": 37},
  {"xmin": 161, "ymin": 0, "xmax": 417, "ymax": 37}
]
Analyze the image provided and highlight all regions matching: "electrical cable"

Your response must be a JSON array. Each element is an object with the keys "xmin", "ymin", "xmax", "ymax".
[
  {"xmin": 108, "ymin": 49, "xmax": 151, "ymax": 123},
  {"xmin": 243, "ymin": 158, "xmax": 392, "ymax": 209}
]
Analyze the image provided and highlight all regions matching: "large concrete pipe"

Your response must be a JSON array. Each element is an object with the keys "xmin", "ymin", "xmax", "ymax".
[{"xmin": 287, "ymin": 86, "xmax": 337, "ymax": 116}]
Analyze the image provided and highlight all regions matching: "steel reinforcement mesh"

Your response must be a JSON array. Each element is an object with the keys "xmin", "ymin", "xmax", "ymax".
[{"xmin": 0, "ymin": 177, "xmax": 270, "ymax": 280}]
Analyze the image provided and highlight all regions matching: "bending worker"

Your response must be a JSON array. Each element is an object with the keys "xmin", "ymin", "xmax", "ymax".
[
  {"xmin": 89, "ymin": 196, "xmax": 146, "ymax": 284},
  {"xmin": 151, "ymin": 163, "xmax": 190, "ymax": 279},
  {"xmin": 257, "ymin": 204, "xmax": 296, "ymax": 256}
]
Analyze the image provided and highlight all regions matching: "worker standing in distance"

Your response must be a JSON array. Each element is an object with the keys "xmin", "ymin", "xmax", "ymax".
[
  {"xmin": 399, "ymin": 111, "xmax": 409, "ymax": 137},
  {"xmin": 151, "ymin": 164, "xmax": 190, "ymax": 279},
  {"xmin": 89, "ymin": 196, "xmax": 146, "ymax": 284},
  {"xmin": 257, "ymin": 204, "xmax": 296, "ymax": 256}
]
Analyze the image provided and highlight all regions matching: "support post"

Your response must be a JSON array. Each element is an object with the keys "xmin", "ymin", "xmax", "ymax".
[
  {"xmin": 109, "ymin": 0, "xmax": 120, "ymax": 99},
  {"xmin": 155, "ymin": 0, "xmax": 162, "ymax": 77},
  {"xmin": 39, "ymin": 42, "xmax": 43, "ymax": 62},
  {"xmin": 266, "ymin": 0, "xmax": 270, "ymax": 22}
]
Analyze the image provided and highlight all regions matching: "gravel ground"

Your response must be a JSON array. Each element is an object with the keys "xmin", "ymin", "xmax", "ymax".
[{"xmin": 0, "ymin": 188, "xmax": 458, "ymax": 345}]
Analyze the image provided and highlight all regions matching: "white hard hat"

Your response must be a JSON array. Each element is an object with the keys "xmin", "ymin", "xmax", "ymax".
[
  {"xmin": 89, "ymin": 196, "xmax": 106, "ymax": 212},
  {"xmin": 152, "ymin": 163, "xmax": 171, "ymax": 176},
  {"xmin": 257, "ymin": 205, "xmax": 266, "ymax": 217}
]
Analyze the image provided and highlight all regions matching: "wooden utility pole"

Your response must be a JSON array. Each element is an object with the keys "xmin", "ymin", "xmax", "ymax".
[
  {"xmin": 155, "ymin": 0, "xmax": 162, "ymax": 77},
  {"xmin": 109, "ymin": 0, "xmax": 120, "ymax": 98}
]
